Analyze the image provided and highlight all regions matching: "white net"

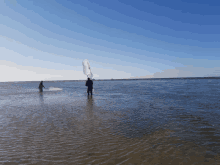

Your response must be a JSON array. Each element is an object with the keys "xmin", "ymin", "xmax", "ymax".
[{"xmin": 82, "ymin": 59, "xmax": 93, "ymax": 79}]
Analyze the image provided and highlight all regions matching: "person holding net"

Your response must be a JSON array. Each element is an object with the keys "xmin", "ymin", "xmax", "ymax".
[
  {"xmin": 85, "ymin": 77, "xmax": 93, "ymax": 95},
  {"xmin": 82, "ymin": 59, "xmax": 94, "ymax": 96}
]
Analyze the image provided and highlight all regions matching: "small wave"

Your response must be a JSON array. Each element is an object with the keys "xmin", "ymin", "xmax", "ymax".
[{"xmin": 48, "ymin": 87, "xmax": 62, "ymax": 91}]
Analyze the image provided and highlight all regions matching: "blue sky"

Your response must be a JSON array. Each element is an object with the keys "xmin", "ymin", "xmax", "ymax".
[{"xmin": 1, "ymin": 0, "xmax": 220, "ymax": 81}]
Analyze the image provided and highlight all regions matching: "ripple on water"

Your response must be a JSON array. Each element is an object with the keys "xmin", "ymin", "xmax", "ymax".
[{"xmin": 1, "ymin": 103, "xmax": 220, "ymax": 165}]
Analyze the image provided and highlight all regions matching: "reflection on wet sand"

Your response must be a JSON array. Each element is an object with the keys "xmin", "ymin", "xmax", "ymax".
[{"xmin": 1, "ymin": 98, "xmax": 220, "ymax": 165}]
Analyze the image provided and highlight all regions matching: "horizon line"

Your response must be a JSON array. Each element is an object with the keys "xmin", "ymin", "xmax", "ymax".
[{"xmin": 1, "ymin": 76, "xmax": 220, "ymax": 83}]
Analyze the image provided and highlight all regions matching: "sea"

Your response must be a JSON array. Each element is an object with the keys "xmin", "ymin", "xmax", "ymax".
[{"xmin": 1, "ymin": 78, "xmax": 220, "ymax": 164}]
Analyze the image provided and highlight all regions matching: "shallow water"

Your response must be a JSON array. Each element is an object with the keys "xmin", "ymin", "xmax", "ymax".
[{"xmin": 1, "ymin": 79, "xmax": 220, "ymax": 164}]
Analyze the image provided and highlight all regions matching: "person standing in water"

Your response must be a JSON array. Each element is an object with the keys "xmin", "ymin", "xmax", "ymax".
[
  {"xmin": 85, "ymin": 78, "xmax": 93, "ymax": 95},
  {"xmin": 39, "ymin": 81, "xmax": 45, "ymax": 92}
]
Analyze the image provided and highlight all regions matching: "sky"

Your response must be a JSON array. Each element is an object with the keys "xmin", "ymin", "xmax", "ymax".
[{"xmin": 1, "ymin": 0, "xmax": 220, "ymax": 82}]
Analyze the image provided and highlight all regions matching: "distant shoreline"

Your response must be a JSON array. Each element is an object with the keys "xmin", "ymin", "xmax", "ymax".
[
  {"xmin": 1, "ymin": 76, "xmax": 220, "ymax": 83},
  {"xmin": 97, "ymin": 76, "xmax": 220, "ymax": 81}
]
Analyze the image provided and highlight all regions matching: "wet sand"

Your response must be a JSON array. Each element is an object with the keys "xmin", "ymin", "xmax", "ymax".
[{"xmin": 1, "ymin": 97, "xmax": 220, "ymax": 165}]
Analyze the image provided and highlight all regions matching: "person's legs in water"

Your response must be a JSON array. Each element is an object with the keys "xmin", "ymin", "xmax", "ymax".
[
  {"xmin": 88, "ymin": 90, "xmax": 92, "ymax": 95},
  {"xmin": 88, "ymin": 87, "xmax": 92, "ymax": 95}
]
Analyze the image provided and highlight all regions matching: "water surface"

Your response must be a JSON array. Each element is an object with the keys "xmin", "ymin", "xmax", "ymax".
[{"xmin": 1, "ymin": 79, "xmax": 220, "ymax": 164}]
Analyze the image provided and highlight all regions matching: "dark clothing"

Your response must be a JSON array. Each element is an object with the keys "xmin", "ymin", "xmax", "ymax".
[
  {"xmin": 87, "ymin": 88, "xmax": 92, "ymax": 95},
  {"xmin": 39, "ymin": 82, "xmax": 44, "ymax": 87},
  {"xmin": 86, "ymin": 79, "xmax": 93, "ymax": 90},
  {"xmin": 86, "ymin": 79, "xmax": 93, "ymax": 95},
  {"xmin": 39, "ymin": 82, "xmax": 45, "ymax": 92},
  {"xmin": 39, "ymin": 88, "xmax": 43, "ymax": 92}
]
